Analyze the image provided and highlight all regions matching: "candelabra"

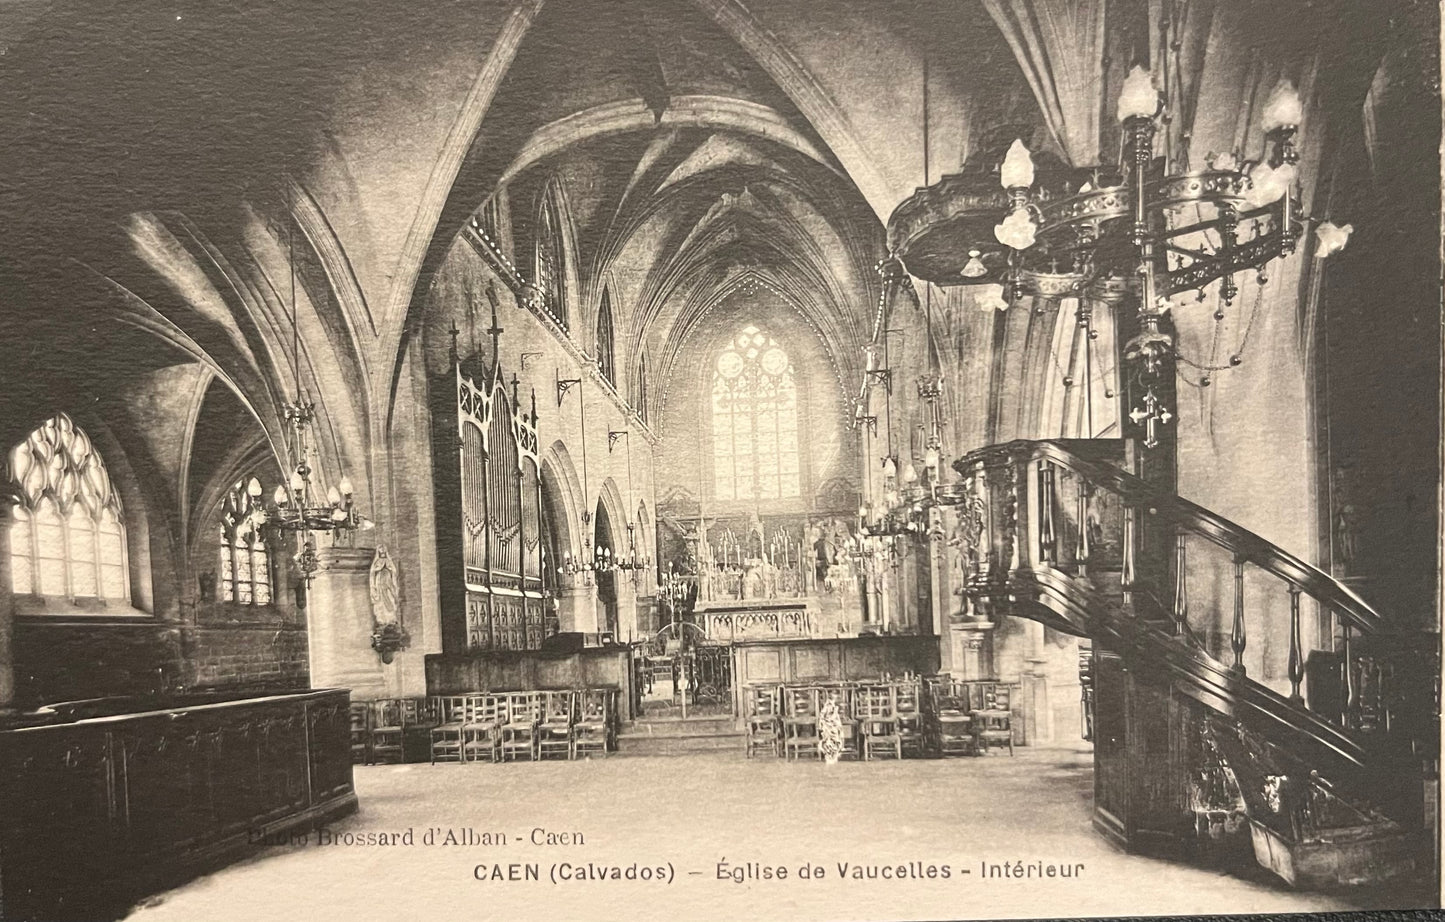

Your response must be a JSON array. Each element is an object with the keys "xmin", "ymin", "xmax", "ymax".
[
  {"xmin": 887, "ymin": 68, "xmax": 1353, "ymax": 449},
  {"xmin": 247, "ymin": 400, "xmax": 372, "ymax": 584}
]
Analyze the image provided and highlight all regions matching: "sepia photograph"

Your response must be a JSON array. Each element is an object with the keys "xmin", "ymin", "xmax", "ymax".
[{"xmin": 0, "ymin": 0, "xmax": 1439, "ymax": 920}]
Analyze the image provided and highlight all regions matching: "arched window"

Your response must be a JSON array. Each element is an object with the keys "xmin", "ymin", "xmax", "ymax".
[
  {"xmin": 596, "ymin": 289, "xmax": 616, "ymax": 387},
  {"xmin": 635, "ymin": 349, "xmax": 650, "ymax": 422},
  {"xmin": 7, "ymin": 413, "xmax": 130, "ymax": 601},
  {"xmin": 219, "ymin": 478, "xmax": 272, "ymax": 606},
  {"xmin": 711, "ymin": 325, "xmax": 800, "ymax": 501},
  {"xmin": 534, "ymin": 191, "xmax": 568, "ymax": 330}
]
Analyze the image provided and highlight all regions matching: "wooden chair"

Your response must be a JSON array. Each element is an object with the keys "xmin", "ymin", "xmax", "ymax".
[
  {"xmin": 369, "ymin": 698, "xmax": 406, "ymax": 764},
  {"xmin": 501, "ymin": 693, "xmax": 543, "ymax": 762},
  {"xmin": 461, "ymin": 695, "xmax": 504, "ymax": 764},
  {"xmin": 894, "ymin": 682, "xmax": 926, "ymax": 757},
  {"xmin": 348, "ymin": 702, "xmax": 371, "ymax": 764},
  {"xmin": 782, "ymin": 685, "xmax": 820, "ymax": 761},
  {"xmin": 972, "ymin": 684, "xmax": 1014, "ymax": 755},
  {"xmin": 429, "ymin": 695, "xmax": 468, "ymax": 764},
  {"xmin": 573, "ymin": 688, "xmax": 612, "ymax": 758},
  {"xmin": 744, "ymin": 684, "xmax": 781, "ymax": 758},
  {"xmin": 858, "ymin": 685, "xmax": 902, "ymax": 760},
  {"xmin": 537, "ymin": 691, "xmax": 576, "ymax": 760}
]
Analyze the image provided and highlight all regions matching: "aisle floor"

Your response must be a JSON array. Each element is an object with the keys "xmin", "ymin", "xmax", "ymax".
[{"xmin": 128, "ymin": 746, "xmax": 1402, "ymax": 922}]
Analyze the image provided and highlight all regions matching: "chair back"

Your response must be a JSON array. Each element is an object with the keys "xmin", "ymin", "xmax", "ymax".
[
  {"xmin": 895, "ymin": 682, "xmax": 920, "ymax": 715},
  {"xmin": 857, "ymin": 684, "xmax": 895, "ymax": 719},
  {"xmin": 543, "ymin": 691, "xmax": 576, "ymax": 725},
  {"xmin": 508, "ymin": 693, "xmax": 543, "ymax": 724},
  {"xmin": 434, "ymin": 695, "xmax": 471, "ymax": 724},
  {"xmin": 991, "ymin": 684, "xmax": 1011, "ymax": 711},
  {"xmin": 784, "ymin": 686, "xmax": 818, "ymax": 718},
  {"xmin": 372, "ymin": 698, "xmax": 404, "ymax": 729},
  {"xmin": 348, "ymin": 702, "xmax": 370, "ymax": 732},
  {"xmin": 746, "ymin": 684, "xmax": 780, "ymax": 718},
  {"xmin": 578, "ymin": 688, "xmax": 610, "ymax": 723},
  {"xmin": 399, "ymin": 697, "xmax": 428, "ymax": 727}
]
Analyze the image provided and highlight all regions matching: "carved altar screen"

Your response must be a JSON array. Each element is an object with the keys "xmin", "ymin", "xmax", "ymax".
[{"xmin": 457, "ymin": 364, "xmax": 548, "ymax": 650}]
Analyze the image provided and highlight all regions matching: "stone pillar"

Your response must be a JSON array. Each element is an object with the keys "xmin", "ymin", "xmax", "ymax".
[
  {"xmin": 306, "ymin": 545, "xmax": 387, "ymax": 700},
  {"xmin": 1020, "ymin": 653, "xmax": 1054, "ymax": 746},
  {"xmin": 950, "ymin": 620, "xmax": 995, "ymax": 680},
  {"xmin": 558, "ymin": 582, "xmax": 598, "ymax": 633},
  {"xmin": 614, "ymin": 575, "xmax": 642, "ymax": 643},
  {"xmin": 0, "ymin": 503, "xmax": 15, "ymax": 709}
]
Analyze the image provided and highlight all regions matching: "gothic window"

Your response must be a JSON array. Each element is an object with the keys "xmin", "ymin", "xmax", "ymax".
[
  {"xmin": 596, "ymin": 290, "xmax": 616, "ymax": 387},
  {"xmin": 7, "ymin": 413, "xmax": 130, "ymax": 601},
  {"xmin": 534, "ymin": 191, "xmax": 568, "ymax": 330},
  {"xmin": 711, "ymin": 325, "xmax": 801, "ymax": 502},
  {"xmin": 635, "ymin": 350, "xmax": 650, "ymax": 422},
  {"xmin": 219, "ymin": 478, "xmax": 272, "ymax": 606}
]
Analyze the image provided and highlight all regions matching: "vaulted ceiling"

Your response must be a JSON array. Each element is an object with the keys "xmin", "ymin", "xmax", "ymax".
[{"xmin": 0, "ymin": 0, "xmax": 1418, "ymax": 478}]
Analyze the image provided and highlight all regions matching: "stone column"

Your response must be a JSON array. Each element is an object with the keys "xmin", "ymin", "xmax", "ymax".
[
  {"xmin": 306, "ymin": 545, "xmax": 388, "ymax": 700},
  {"xmin": 0, "ymin": 503, "xmax": 15, "ymax": 709},
  {"xmin": 557, "ymin": 580, "xmax": 598, "ymax": 633},
  {"xmin": 614, "ymin": 575, "xmax": 640, "ymax": 643},
  {"xmin": 950, "ymin": 620, "xmax": 995, "ymax": 680},
  {"xmin": 1020, "ymin": 646, "xmax": 1054, "ymax": 746}
]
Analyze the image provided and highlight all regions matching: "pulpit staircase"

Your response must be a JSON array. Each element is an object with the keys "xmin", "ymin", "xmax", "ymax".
[{"xmin": 952, "ymin": 439, "xmax": 1438, "ymax": 890}]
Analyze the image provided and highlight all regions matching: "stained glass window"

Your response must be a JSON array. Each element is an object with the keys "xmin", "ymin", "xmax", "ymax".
[
  {"xmin": 219, "ymin": 478, "xmax": 272, "ymax": 606},
  {"xmin": 7, "ymin": 413, "xmax": 130, "ymax": 601},
  {"xmin": 712, "ymin": 325, "xmax": 800, "ymax": 501}
]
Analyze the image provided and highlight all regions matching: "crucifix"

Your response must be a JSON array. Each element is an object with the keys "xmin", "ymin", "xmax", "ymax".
[{"xmin": 1129, "ymin": 387, "xmax": 1174, "ymax": 450}]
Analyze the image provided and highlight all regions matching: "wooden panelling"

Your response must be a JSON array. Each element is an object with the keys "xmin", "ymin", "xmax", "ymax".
[{"xmin": 0, "ymin": 689, "xmax": 357, "ymax": 921}]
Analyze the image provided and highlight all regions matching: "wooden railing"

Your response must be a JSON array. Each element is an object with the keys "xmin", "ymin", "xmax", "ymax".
[
  {"xmin": 949, "ymin": 439, "xmax": 1415, "ymax": 763},
  {"xmin": 0, "ymin": 689, "xmax": 357, "ymax": 921}
]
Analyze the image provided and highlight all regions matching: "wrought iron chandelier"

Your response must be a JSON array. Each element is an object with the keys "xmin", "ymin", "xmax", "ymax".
[
  {"xmin": 887, "ymin": 66, "xmax": 1352, "ymax": 449},
  {"xmin": 248, "ymin": 194, "xmax": 371, "ymax": 584}
]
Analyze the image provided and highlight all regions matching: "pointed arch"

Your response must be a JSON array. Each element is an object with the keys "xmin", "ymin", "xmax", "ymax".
[
  {"xmin": 633, "ymin": 346, "xmax": 651, "ymax": 422},
  {"xmin": 533, "ymin": 177, "xmax": 573, "ymax": 330},
  {"xmin": 7, "ymin": 413, "xmax": 131, "ymax": 602},
  {"xmin": 541, "ymin": 439, "xmax": 583, "ymax": 556},
  {"xmin": 596, "ymin": 476, "xmax": 629, "ymax": 549},
  {"xmin": 596, "ymin": 287, "xmax": 617, "ymax": 387}
]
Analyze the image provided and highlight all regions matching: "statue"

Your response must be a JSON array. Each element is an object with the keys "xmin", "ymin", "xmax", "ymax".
[{"xmin": 370, "ymin": 545, "xmax": 400, "ymax": 624}]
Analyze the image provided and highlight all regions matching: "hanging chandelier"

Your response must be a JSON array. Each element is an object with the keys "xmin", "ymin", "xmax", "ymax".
[
  {"xmin": 247, "ymin": 399, "xmax": 371, "ymax": 582},
  {"xmin": 247, "ymin": 195, "xmax": 371, "ymax": 583},
  {"xmin": 886, "ymin": 66, "xmax": 1352, "ymax": 448}
]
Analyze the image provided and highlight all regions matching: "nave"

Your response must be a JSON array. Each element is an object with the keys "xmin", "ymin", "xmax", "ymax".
[
  {"xmin": 127, "ymin": 749, "xmax": 1410, "ymax": 922},
  {"xmin": 0, "ymin": 0, "xmax": 1438, "ymax": 919}
]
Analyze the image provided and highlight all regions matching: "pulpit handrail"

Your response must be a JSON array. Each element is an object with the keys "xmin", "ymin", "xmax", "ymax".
[{"xmin": 956, "ymin": 439, "xmax": 1384, "ymax": 636}]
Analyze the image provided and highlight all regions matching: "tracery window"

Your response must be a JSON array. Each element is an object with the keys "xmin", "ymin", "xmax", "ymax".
[
  {"xmin": 711, "ymin": 325, "xmax": 801, "ymax": 501},
  {"xmin": 596, "ymin": 290, "xmax": 616, "ymax": 387},
  {"xmin": 7, "ymin": 413, "xmax": 130, "ymax": 601},
  {"xmin": 219, "ymin": 478, "xmax": 272, "ymax": 605}
]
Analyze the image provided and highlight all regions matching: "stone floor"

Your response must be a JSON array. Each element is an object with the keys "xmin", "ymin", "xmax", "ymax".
[{"xmin": 128, "ymin": 746, "xmax": 1421, "ymax": 921}]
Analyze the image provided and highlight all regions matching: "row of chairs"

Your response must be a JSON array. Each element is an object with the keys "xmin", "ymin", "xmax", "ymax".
[
  {"xmin": 428, "ymin": 690, "xmax": 616, "ymax": 763},
  {"xmin": 744, "ymin": 678, "xmax": 1018, "ymax": 760},
  {"xmin": 925, "ymin": 679, "xmax": 1015, "ymax": 756},
  {"xmin": 347, "ymin": 690, "xmax": 617, "ymax": 765},
  {"xmin": 745, "ymin": 682, "xmax": 928, "ymax": 760},
  {"xmin": 349, "ymin": 697, "xmax": 427, "ymax": 765}
]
